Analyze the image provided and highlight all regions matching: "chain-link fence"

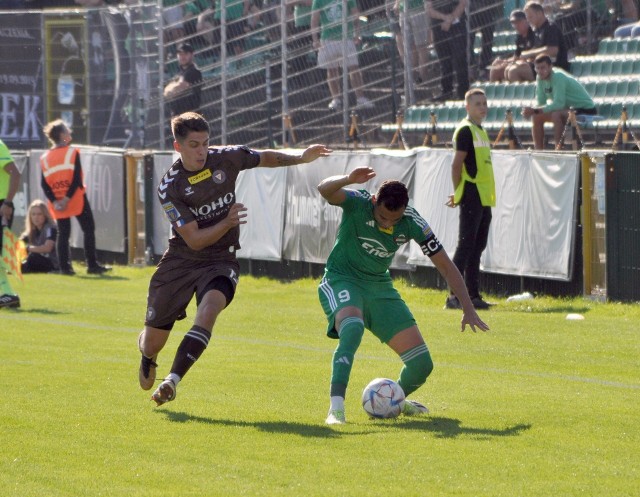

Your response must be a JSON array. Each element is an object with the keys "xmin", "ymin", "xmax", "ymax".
[{"xmin": 0, "ymin": 0, "xmax": 629, "ymax": 150}]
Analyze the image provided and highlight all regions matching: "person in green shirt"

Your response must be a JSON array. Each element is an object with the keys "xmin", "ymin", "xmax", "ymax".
[
  {"xmin": 317, "ymin": 168, "xmax": 489, "ymax": 424},
  {"xmin": 522, "ymin": 53, "xmax": 597, "ymax": 150},
  {"xmin": 0, "ymin": 139, "xmax": 22, "ymax": 309}
]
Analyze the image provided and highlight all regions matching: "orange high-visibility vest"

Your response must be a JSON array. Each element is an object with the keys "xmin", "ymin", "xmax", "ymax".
[{"xmin": 40, "ymin": 146, "xmax": 86, "ymax": 219}]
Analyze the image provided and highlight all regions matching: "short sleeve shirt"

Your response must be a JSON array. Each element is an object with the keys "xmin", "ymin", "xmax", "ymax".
[
  {"xmin": 0, "ymin": 139, "xmax": 15, "ymax": 199},
  {"xmin": 326, "ymin": 189, "xmax": 443, "ymax": 282},
  {"xmin": 312, "ymin": 0, "xmax": 356, "ymax": 40},
  {"xmin": 514, "ymin": 27, "xmax": 536, "ymax": 57},
  {"xmin": 533, "ymin": 20, "xmax": 569, "ymax": 71},
  {"xmin": 158, "ymin": 146, "xmax": 261, "ymax": 261}
]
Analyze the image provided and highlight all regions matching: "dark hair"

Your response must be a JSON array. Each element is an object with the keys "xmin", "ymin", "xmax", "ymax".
[
  {"xmin": 171, "ymin": 112, "xmax": 210, "ymax": 141},
  {"xmin": 42, "ymin": 119, "xmax": 69, "ymax": 145},
  {"xmin": 534, "ymin": 53, "xmax": 552, "ymax": 66},
  {"xmin": 524, "ymin": 1, "xmax": 544, "ymax": 14},
  {"xmin": 375, "ymin": 180, "xmax": 409, "ymax": 211}
]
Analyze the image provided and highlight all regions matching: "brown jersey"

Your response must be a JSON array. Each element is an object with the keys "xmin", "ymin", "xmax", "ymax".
[{"xmin": 158, "ymin": 145, "xmax": 260, "ymax": 261}]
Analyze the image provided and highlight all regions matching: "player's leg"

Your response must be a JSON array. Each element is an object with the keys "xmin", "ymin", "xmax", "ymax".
[
  {"xmin": 318, "ymin": 275, "xmax": 365, "ymax": 424},
  {"xmin": 152, "ymin": 273, "xmax": 235, "ymax": 406},
  {"xmin": 0, "ymin": 222, "xmax": 20, "ymax": 308},
  {"xmin": 368, "ymin": 286, "xmax": 432, "ymax": 415}
]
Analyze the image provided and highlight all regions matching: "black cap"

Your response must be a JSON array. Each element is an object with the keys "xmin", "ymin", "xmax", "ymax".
[
  {"xmin": 177, "ymin": 43, "xmax": 194, "ymax": 53},
  {"xmin": 510, "ymin": 9, "xmax": 527, "ymax": 22}
]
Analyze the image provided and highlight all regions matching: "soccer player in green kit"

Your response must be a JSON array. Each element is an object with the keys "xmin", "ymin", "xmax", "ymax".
[{"xmin": 317, "ymin": 167, "xmax": 490, "ymax": 424}]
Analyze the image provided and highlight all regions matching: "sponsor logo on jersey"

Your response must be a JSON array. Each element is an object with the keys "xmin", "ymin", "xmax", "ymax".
[
  {"xmin": 366, "ymin": 220, "xmax": 375, "ymax": 228},
  {"xmin": 162, "ymin": 201, "xmax": 181, "ymax": 223},
  {"xmin": 189, "ymin": 193, "xmax": 235, "ymax": 219},
  {"xmin": 188, "ymin": 168, "xmax": 212, "ymax": 185},
  {"xmin": 185, "ymin": 186, "xmax": 194, "ymax": 196},
  {"xmin": 359, "ymin": 236, "xmax": 394, "ymax": 258}
]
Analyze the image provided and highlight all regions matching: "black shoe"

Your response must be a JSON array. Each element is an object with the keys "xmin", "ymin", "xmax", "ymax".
[
  {"xmin": 58, "ymin": 268, "xmax": 76, "ymax": 276},
  {"xmin": 444, "ymin": 295, "xmax": 462, "ymax": 310},
  {"xmin": 0, "ymin": 294, "xmax": 20, "ymax": 308},
  {"xmin": 87, "ymin": 264, "xmax": 112, "ymax": 275},
  {"xmin": 471, "ymin": 296, "xmax": 494, "ymax": 310}
]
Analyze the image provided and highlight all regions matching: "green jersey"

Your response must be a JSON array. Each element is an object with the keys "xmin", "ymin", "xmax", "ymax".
[
  {"xmin": 326, "ymin": 189, "xmax": 443, "ymax": 283},
  {"xmin": 312, "ymin": 0, "xmax": 356, "ymax": 41},
  {"xmin": 0, "ymin": 139, "xmax": 15, "ymax": 199},
  {"xmin": 536, "ymin": 68, "xmax": 596, "ymax": 113}
]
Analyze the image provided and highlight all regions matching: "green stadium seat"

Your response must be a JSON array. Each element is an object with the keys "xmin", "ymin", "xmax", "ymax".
[
  {"xmin": 599, "ymin": 60, "xmax": 613, "ymax": 76},
  {"xmin": 512, "ymin": 84, "xmax": 525, "ymax": 101},
  {"xmin": 589, "ymin": 60, "xmax": 602, "ymax": 77},
  {"xmin": 626, "ymin": 79, "xmax": 640, "ymax": 98},
  {"xmin": 605, "ymin": 81, "xmax": 619, "ymax": 98},
  {"xmin": 522, "ymin": 84, "xmax": 535, "ymax": 100},
  {"xmin": 493, "ymin": 84, "xmax": 506, "ymax": 99},
  {"xmin": 615, "ymin": 80, "xmax": 629, "ymax": 100},
  {"xmin": 483, "ymin": 84, "xmax": 496, "ymax": 100},
  {"xmin": 611, "ymin": 59, "xmax": 623, "ymax": 75},
  {"xmin": 633, "ymin": 59, "xmax": 640, "ymax": 74},
  {"xmin": 597, "ymin": 38, "xmax": 612, "ymax": 54},
  {"xmin": 503, "ymin": 84, "xmax": 516, "ymax": 101},
  {"xmin": 594, "ymin": 81, "xmax": 607, "ymax": 98},
  {"xmin": 571, "ymin": 60, "xmax": 584, "ymax": 78},
  {"xmin": 620, "ymin": 59, "xmax": 634, "ymax": 75},
  {"xmin": 435, "ymin": 106, "xmax": 450, "ymax": 124},
  {"xmin": 584, "ymin": 80, "xmax": 597, "ymax": 97}
]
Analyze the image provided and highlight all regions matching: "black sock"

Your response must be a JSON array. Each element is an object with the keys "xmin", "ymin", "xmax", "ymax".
[{"xmin": 170, "ymin": 325, "xmax": 211, "ymax": 379}]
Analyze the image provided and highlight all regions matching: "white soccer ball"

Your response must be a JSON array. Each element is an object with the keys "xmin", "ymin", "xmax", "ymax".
[{"xmin": 361, "ymin": 378, "xmax": 405, "ymax": 419}]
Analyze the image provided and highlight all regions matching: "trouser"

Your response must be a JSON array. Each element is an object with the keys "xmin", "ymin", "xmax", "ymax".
[
  {"xmin": 22, "ymin": 253, "xmax": 55, "ymax": 273},
  {"xmin": 452, "ymin": 183, "xmax": 492, "ymax": 299},
  {"xmin": 432, "ymin": 21, "xmax": 469, "ymax": 99},
  {"xmin": 56, "ymin": 194, "xmax": 98, "ymax": 270}
]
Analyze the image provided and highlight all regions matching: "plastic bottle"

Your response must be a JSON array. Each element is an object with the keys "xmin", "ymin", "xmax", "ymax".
[{"xmin": 506, "ymin": 292, "xmax": 534, "ymax": 302}]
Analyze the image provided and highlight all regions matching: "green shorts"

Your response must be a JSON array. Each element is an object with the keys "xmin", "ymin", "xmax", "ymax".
[{"xmin": 318, "ymin": 272, "xmax": 416, "ymax": 343}]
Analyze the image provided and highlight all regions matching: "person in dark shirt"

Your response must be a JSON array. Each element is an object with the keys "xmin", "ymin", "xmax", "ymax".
[
  {"xmin": 163, "ymin": 43, "xmax": 204, "ymax": 116},
  {"xmin": 489, "ymin": 9, "xmax": 537, "ymax": 82},
  {"xmin": 138, "ymin": 111, "xmax": 331, "ymax": 406},
  {"xmin": 521, "ymin": 1, "xmax": 569, "ymax": 72},
  {"xmin": 20, "ymin": 199, "xmax": 59, "ymax": 273}
]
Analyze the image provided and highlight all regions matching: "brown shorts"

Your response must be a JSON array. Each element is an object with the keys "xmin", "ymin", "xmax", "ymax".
[{"xmin": 145, "ymin": 252, "xmax": 240, "ymax": 330}]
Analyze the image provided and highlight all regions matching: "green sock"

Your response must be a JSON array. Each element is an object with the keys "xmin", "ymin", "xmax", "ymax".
[
  {"xmin": 0, "ymin": 268, "xmax": 15, "ymax": 296},
  {"xmin": 330, "ymin": 317, "xmax": 365, "ymax": 394},
  {"xmin": 398, "ymin": 343, "xmax": 433, "ymax": 397}
]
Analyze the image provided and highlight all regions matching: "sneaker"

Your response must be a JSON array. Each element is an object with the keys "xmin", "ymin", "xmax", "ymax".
[
  {"xmin": 402, "ymin": 399, "xmax": 429, "ymax": 416},
  {"xmin": 87, "ymin": 264, "xmax": 112, "ymax": 275},
  {"xmin": 356, "ymin": 96, "xmax": 374, "ymax": 109},
  {"xmin": 57, "ymin": 267, "xmax": 75, "ymax": 276},
  {"xmin": 138, "ymin": 333, "xmax": 157, "ymax": 391},
  {"xmin": 151, "ymin": 379, "xmax": 176, "ymax": 406},
  {"xmin": 0, "ymin": 294, "xmax": 20, "ymax": 309},
  {"xmin": 444, "ymin": 295, "xmax": 462, "ymax": 310},
  {"xmin": 325, "ymin": 409, "xmax": 346, "ymax": 425},
  {"xmin": 471, "ymin": 296, "xmax": 494, "ymax": 310},
  {"xmin": 328, "ymin": 98, "xmax": 342, "ymax": 111}
]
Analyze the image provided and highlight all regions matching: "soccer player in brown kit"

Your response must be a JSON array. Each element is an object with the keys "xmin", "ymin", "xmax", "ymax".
[{"xmin": 139, "ymin": 112, "xmax": 332, "ymax": 405}]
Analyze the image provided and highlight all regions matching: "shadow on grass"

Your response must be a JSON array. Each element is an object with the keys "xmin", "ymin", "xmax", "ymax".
[
  {"xmin": 398, "ymin": 416, "xmax": 532, "ymax": 439},
  {"xmin": 158, "ymin": 410, "xmax": 350, "ymax": 438},
  {"xmin": 3, "ymin": 307, "xmax": 67, "ymax": 315},
  {"xmin": 158, "ymin": 411, "xmax": 531, "ymax": 440},
  {"xmin": 506, "ymin": 304, "xmax": 591, "ymax": 314}
]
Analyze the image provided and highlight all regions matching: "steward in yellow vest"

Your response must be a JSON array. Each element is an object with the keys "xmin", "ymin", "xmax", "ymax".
[{"xmin": 445, "ymin": 89, "xmax": 496, "ymax": 311}]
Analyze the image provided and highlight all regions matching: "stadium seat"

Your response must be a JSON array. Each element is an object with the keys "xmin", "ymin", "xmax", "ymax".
[
  {"xmin": 588, "ymin": 60, "xmax": 602, "ymax": 77},
  {"xmin": 503, "ymin": 84, "xmax": 516, "ymax": 101},
  {"xmin": 632, "ymin": 59, "xmax": 640, "ymax": 74},
  {"xmin": 605, "ymin": 81, "xmax": 619, "ymax": 99},
  {"xmin": 483, "ymin": 83, "xmax": 496, "ymax": 100},
  {"xmin": 620, "ymin": 59, "xmax": 634, "ymax": 76},
  {"xmin": 522, "ymin": 84, "xmax": 535, "ymax": 100},
  {"xmin": 611, "ymin": 59, "xmax": 623, "ymax": 75},
  {"xmin": 599, "ymin": 60, "xmax": 613, "ymax": 77},
  {"xmin": 493, "ymin": 84, "xmax": 506, "ymax": 100},
  {"xmin": 627, "ymin": 80, "xmax": 640, "ymax": 98},
  {"xmin": 594, "ymin": 81, "xmax": 607, "ymax": 98},
  {"xmin": 584, "ymin": 80, "xmax": 597, "ymax": 97},
  {"xmin": 597, "ymin": 38, "xmax": 612, "ymax": 55},
  {"xmin": 571, "ymin": 60, "xmax": 584, "ymax": 78},
  {"xmin": 615, "ymin": 80, "xmax": 629, "ymax": 101}
]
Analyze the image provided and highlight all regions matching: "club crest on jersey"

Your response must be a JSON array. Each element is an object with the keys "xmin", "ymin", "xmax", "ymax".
[
  {"xmin": 188, "ymin": 169, "xmax": 212, "ymax": 185},
  {"xmin": 162, "ymin": 202, "xmax": 181, "ymax": 223},
  {"xmin": 212, "ymin": 170, "xmax": 226, "ymax": 184},
  {"xmin": 394, "ymin": 234, "xmax": 407, "ymax": 246},
  {"xmin": 185, "ymin": 186, "xmax": 194, "ymax": 196}
]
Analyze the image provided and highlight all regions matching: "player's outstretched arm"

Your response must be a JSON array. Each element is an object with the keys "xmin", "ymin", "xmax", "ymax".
[
  {"xmin": 258, "ymin": 144, "xmax": 332, "ymax": 168},
  {"xmin": 317, "ymin": 166, "xmax": 376, "ymax": 205},
  {"xmin": 430, "ymin": 250, "xmax": 490, "ymax": 333}
]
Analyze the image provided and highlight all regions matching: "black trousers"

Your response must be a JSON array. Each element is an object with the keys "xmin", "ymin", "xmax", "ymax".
[
  {"xmin": 22, "ymin": 253, "xmax": 55, "ymax": 273},
  {"xmin": 432, "ymin": 20, "xmax": 469, "ymax": 99},
  {"xmin": 452, "ymin": 183, "xmax": 492, "ymax": 299},
  {"xmin": 56, "ymin": 194, "xmax": 98, "ymax": 271}
]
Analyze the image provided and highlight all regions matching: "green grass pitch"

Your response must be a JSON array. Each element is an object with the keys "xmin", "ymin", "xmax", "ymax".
[{"xmin": 1, "ymin": 266, "xmax": 638, "ymax": 497}]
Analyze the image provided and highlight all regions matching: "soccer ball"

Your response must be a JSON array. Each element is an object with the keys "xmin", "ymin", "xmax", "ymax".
[{"xmin": 361, "ymin": 378, "xmax": 405, "ymax": 419}]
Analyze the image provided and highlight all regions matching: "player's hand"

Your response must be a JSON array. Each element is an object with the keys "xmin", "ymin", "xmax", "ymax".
[
  {"xmin": 445, "ymin": 194, "xmax": 456, "ymax": 208},
  {"xmin": 301, "ymin": 144, "xmax": 332, "ymax": 163},
  {"xmin": 522, "ymin": 106, "xmax": 534, "ymax": 119},
  {"xmin": 460, "ymin": 310, "xmax": 490, "ymax": 333},
  {"xmin": 224, "ymin": 203, "xmax": 248, "ymax": 227},
  {"xmin": 348, "ymin": 166, "xmax": 376, "ymax": 184}
]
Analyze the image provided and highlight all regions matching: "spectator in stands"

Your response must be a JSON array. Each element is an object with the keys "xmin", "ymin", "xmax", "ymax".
[
  {"xmin": 311, "ymin": 0, "xmax": 374, "ymax": 110},
  {"xmin": 521, "ymin": 1, "xmax": 570, "ymax": 71},
  {"xmin": 469, "ymin": 0, "xmax": 503, "ymax": 81},
  {"xmin": 163, "ymin": 0, "xmax": 186, "ymax": 55},
  {"xmin": 388, "ymin": 0, "xmax": 431, "ymax": 86},
  {"xmin": 20, "ymin": 199, "xmax": 59, "ymax": 274},
  {"xmin": 522, "ymin": 53, "xmax": 597, "ymax": 149},
  {"xmin": 183, "ymin": 0, "xmax": 211, "ymax": 48},
  {"xmin": 427, "ymin": 0, "xmax": 469, "ymax": 101},
  {"xmin": 489, "ymin": 9, "xmax": 536, "ymax": 82},
  {"xmin": 286, "ymin": 0, "xmax": 316, "ymax": 76},
  {"xmin": 163, "ymin": 43, "xmax": 204, "ymax": 117}
]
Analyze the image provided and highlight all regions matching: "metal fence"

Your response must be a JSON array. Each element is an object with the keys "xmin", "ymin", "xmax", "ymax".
[{"xmin": 0, "ymin": 0, "xmax": 627, "ymax": 150}]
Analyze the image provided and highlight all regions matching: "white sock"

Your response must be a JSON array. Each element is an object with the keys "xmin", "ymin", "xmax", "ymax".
[
  {"xmin": 166, "ymin": 373, "xmax": 181, "ymax": 386},
  {"xmin": 330, "ymin": 396, "xmax": 345, "ymax": 411}
]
